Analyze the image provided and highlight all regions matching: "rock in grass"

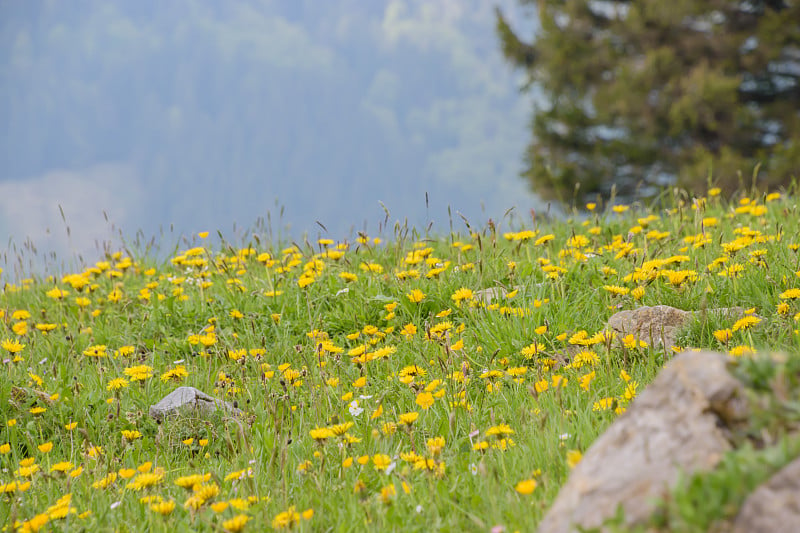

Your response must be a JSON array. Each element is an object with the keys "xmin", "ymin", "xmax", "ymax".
[
  {"xmin": 537, "ymin": 350, "xmax": 748, "ymax": 533},
  {"xmin": 474, "ymin": 286, "xmax": 512, "ymax": 304},
  {"xmin": 473, "ymin": 283, "xmax": 546, "ymax": 304},
  {"xmin": 149, "ymin": 386, "xmax": 242, "ymax": 421},
  {"xmin": 732, "ymin": 456, "xmax": 800, "ymax": 533},
  {"xmin": 606, "ymin": 305, "xmax": 748, "ymax": 349}
]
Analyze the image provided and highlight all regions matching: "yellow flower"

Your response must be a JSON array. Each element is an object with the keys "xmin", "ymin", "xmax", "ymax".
[
  {"xmin": 372, "ymin": 454, "xmax": 392, "ymax": 471},
  {"xmin": 713, "ymin": 329, "xmax": 733, "ymax": 343},
  {"xmin": 593, "ymin": 398, "xmax": 615, "ymax": 411},
  {"xmin": 337, "ymin": 271, "xmax": 357, "ymax": 283},
  {"xmin": 579, "ymin": 371, "xmax": 596, "ymax": 391},
  {"xmin": 175, "ymin": 473, "xmax": 211, "ymax": 488},
  {"xmin": 271, "ymin": 506, "xmax": 301, "ymax": 529},
  {"xmin": 566, "ymin": 450, "xmax": 583, "ymax": 469},
  {"xmin": 50, "ymin": 462, "xmax": 75, "ymax": 473},
  {"xmin": 83, "ymin": 345, "xmax": 107, "ymax": 357},
  {"xmin": 107, "ymin": 378, "xmax": 129, "ymax": 391},
  {"xmin": 92, "ymin": 472, "xmax": 117, "ymax": 489},
  {"xmin": 121, "ymin": 430, "xmax": 142, "ymax": 441},
  {"xmin": 126, "ymin": 470, "xmax": 165, "ymax": 490},
  {"xmin": 1, "ymin": 339, "xmax": 25, "ymax": 353},
  {"xmin": 222, "ymin": 514, "xmax": 250, "ymax": 532},
  {"xmin": 46, "ymin": 287, "xmax": 69, "ymax": 299},
  {"xmin": 398, "ymin": 412, "xmax": 419, "ymax": 426},
  {"xmin": 374, "ymin": 483, "xmax": 396, "ymax": 504},
  {"xmin": 732, "ymin": 315, "xmax": 760, "ymax": 332},
  {"xmin": 622, "ymin": 334, "xmax": 647, "ymax": 349},
  {"xmin": 451, "ymin": 287, "xmax": 474, "ymax": 304},
  {"xmin": 211, "ymin": 501, "xmax": 230, "ymax": 513},
  {"xmin": 515, "ymin": 478, "xmax": 537, "ymax": 495},
  {"xmin": 603, "ymin": 285, "xmax": 630, "ymax": 296},
  {"xmin": 486, "ymin": 424, "xmax": 515, "ymax": 437},
  {"xmin": 415, "ymin": 392, "xmax": 435, "ymax": 410},
  {"xmin": 37, "ymin": 442, "xmax": 53, "ymax": 453},
  {"xmin": 150, "ymin": 500, "xmax": 176, "ymax": 515},
  {"xmin": 779, "ymin": 288, "xmax": 800, "ymax": 300},
  {"xmin": 12, "ymin": 321, "xmax": 28, "ymax": 335},
  {"xmin": 407, "ymin": 289, "xmax": 426, "ymax": 303}
]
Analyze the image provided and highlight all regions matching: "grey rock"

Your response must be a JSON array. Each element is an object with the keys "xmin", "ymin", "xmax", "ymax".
[
  {"xmin": 474, "ymin": 283, "xmax": 546, "ymax": 304},
  {"xmin": 732, "ymin": 456, "xmax": 800, "ymax": 533},
  {"xmin": 474, "ymin": 286, "xmax": 513, "ymax": 304},
  {"xmin": 606, "ymin": 305, "xmax": 750, "ymax": 349},
  {"xmin": 606, "ymin": 304, "xmax": 691, "ymax": 348},
  {"xmin": 149, "ymin": 386, "xmax": 242, "ymax": 421},
  {"xmin": 538, "ymin": 350, "xmax": 747, "ymax": 533}
]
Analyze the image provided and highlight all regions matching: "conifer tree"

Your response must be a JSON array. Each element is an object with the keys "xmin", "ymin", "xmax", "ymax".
[{"xmin": 497, "ymin": 0, "xmax": 800, "ymax": 204}]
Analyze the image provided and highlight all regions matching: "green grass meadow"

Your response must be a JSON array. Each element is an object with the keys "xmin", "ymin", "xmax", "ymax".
[{"xmin": 2, "ymin": 187, "xmax": 800, "ymax": 532}]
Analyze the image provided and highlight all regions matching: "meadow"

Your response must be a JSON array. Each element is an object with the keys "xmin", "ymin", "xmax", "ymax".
[{"xmin": 2, "ymin": 187, "xmax": 800, "ymax": 532}]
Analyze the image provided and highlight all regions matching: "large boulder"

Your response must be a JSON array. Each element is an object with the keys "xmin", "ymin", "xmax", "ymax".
[
  {"xmin": 732, "ymin": 456, "xmax": 800, "ymax": 533},
  {"xmin": 149, "ymin": 386, "xmax": 242, "ymax": 421},
  {"xmin": 538, "ymin": 351, "xmax": 748, "ymax": 533}
]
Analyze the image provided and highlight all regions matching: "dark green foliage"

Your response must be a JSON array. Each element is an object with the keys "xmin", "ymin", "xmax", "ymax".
[{"xmin": 497, "ymin": 0, "xmax": 800, "ymax": 205}]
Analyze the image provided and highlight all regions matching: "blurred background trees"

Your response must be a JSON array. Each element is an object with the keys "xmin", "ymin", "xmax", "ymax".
[{"xmin": 496, "ymin": 0, "xmax": 800, "ymax": 205}]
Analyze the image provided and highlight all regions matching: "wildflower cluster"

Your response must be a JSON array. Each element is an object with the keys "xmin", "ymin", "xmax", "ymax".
[{"xmin": 1, "ymin": 190, "xmax": 799, "ymax": 530}]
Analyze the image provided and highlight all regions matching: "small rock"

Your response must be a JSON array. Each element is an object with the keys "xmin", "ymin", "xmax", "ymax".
[
  {"xmin": 149, "ymin": 386, "xmax": 242, "ymax": 421},
  {"xmin": 606, "ymin": 305, "xmax": 690, "ymax": 348},
  {"xmin": 538, "ymin": 350, "xmax": 747, "ymax": 533},
  {"xmin": 606, "ymin": 305, "xmax": 749, "ymax": 349},
  {"xmin": 474, "ymin": 286, "xmax": 511, "ymax": 304},
  {"xmin": 474, "ymin": 283, "xmax": 546, "ymax": 304},
  {"xmin": 732, "ymin": 456, "xmax": 800, "ymax": 533}
]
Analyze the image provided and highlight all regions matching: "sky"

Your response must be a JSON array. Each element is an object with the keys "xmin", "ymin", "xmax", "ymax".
[{"xmin": 0, "ymin": 0, "xmax": 546, "ymax": 279}]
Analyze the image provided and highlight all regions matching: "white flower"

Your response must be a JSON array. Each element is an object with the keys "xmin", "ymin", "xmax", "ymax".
[
  {"xmin": 348, "ymin": 400, "xmax": 363, "ymax": 417},
  {"xmin": 416, "ymin": 505, "xmax": 424, "ymax": 513},
  {"xmin": 469, "ymin": 463, "xmax": 478, "ymax": 475}
]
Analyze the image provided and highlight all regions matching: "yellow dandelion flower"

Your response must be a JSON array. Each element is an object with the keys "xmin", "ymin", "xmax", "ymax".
[
  {"xmin": 150, "ymin": 500, "xmax": 176, "ymax": 515},
  {"xmin": 398, "ymin": 411, "xmax": 419, "ymax": 426},
  {"xmin": 515, "ymin": 478, "xmax": 537, "ymax": 495},
  {"xmin": 713, "ymin": 329, "xmax": 733, "ymax": 343},
  {"xmin": 732, "ymin": 315, "xmax": 761, "ymax": 332},
  {"xmin": 451, "ymin": 287, "xmax": 474, "ymax": 304},
  {"xmin": 566, "ymin": 450, "xmax": 583, "ymax": 469},
  {"xmin": 372, "ymin": 454, "xmax": 392, "ymax": 471},
  {"xmin": 37, "ymin": 442, "xmax": 53, "ymax": 453},
  {"xmin": 222, "ymin": 514, "xmax": 250, "ymax": 532},
  {"xmin": 415, "ymin": 392, "xmax": 435, "ymax": 410}
]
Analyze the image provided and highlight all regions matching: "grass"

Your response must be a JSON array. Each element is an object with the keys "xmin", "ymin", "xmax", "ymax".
[{"xmin": 1, "ymin": 187, "xmax": 800, "ymax": 532}]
